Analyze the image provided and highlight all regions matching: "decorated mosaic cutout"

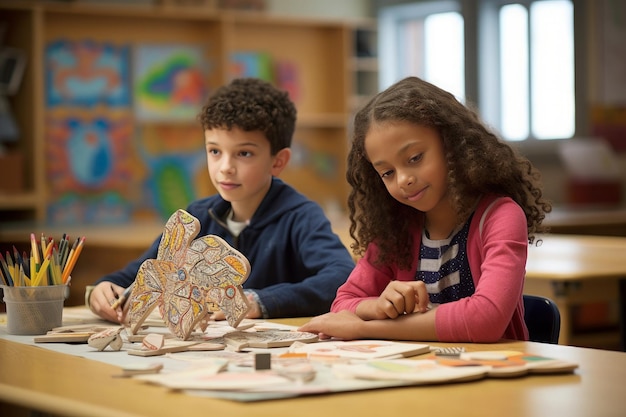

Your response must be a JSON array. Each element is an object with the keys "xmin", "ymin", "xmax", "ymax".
[
  {"xmin": 87, "ymin": 327, "xmax": 124, "ymax": 351},
  {"xmin": 127, "ymin": 209, "xmax": 251, "ymax": 340}
]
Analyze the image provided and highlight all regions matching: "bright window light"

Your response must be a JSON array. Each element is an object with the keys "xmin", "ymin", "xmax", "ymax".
[
  {"xmin": 499, "ymin": 0, "xmax": 574, "ymax": 141},
  {"xmin": 380, "ymin": 3, "xmax": 464, "ymax": 103},
  {"xmin": 424, "ymin": 12, "xmax": 465, "ymax": 102},
  {"xmin": 500, "ymin": 4, "xmax": 529, "ymax": 141},
  {"xmin": 380, "ymin": 0, "xmax": 576, "ymax": 142},
  {"xmin": 530, "ymin": 0, "xmax": 575, "ymax": 139}
]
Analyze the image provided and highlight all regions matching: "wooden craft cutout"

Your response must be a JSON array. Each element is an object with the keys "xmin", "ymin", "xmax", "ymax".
[
  {"xmin": 127, "ymin": 339, "xmax": 200, "ymax": 357},
  {"xmin": 34, "ymin": 324, "xmax": 117, "ymax": 343},
  {"xmin": 142, "ymin": 333, "xmax": 165, "ymax": 351},
  {"xmin": 34, "ymin": 332, "xmax": 96, "ymax": 343},
  {"xmin": 118, "ymin": 362, "xmax": 164, "ymax": 378},
  {"xmin": 88, "ymin": 327, "xmax": 124, "ymax": 351},
  {"xmin": 222, "ymin": 330, "xmax": 319, "ymax": 352},
  {"xmin": 127, "ymin": 209, "xmax": 251, "ymax": 340}
]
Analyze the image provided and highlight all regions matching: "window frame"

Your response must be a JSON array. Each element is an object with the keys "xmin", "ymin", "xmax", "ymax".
[
  {"xmin": 378, "ymin": 1, "xmax": 462, "ymax": 92},
  {"xmin": 376, "ymin": 0, "xmax": 589, "ymax": 155}
]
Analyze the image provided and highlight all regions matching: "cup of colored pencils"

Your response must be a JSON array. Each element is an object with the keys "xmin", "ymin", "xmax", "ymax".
[{"xmin": 0, "ymin": 233, "xmax": 85, "ymax": 335}]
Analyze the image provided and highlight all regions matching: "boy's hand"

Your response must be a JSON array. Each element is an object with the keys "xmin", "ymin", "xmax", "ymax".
[
  {"xmin": 373, "ymin": 280, "xmax": 429, "ymax": 319},
  {"xmin": 88, "ymin": 281, "xmax": 128, "ymax": 324},
  {"xmin": 210, "ymin": 293, "xmax": 262, "ymax": 320}
]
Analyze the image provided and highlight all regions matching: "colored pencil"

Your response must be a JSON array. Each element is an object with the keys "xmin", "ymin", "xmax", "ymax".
[
  {"xmin": 34, "ymin": 254, "xmax": 51, "ymax": 287},
  {"xmin": 30, "ymin": 233, "xmax": 40, "ymax": 272},
  {"xmin": 44, "ymin": 239, "xmax": 54, "ymax": 259},
  {"xmin": 18, "ymin": 263, "xmax": 25, "ymax": 287},
  {"xmin": 5, "ymin": 251, "xmax": 15, "ymax": 282},
  {"xmin": 63, "ymin": 238, "xmax": 77, "ymax": 273},
  {"xmin": 51, "ymin": 247, "xmax": 62, "ymax": 285},
  {"xmin": 111, "ymin": 283, "xmax": 134, "ymax": 310},
  {"xmin": 58, "ymin": 235, "xmax": 67, "ymax": 264},
  {"xmin": 40, "ymin": 233, "xmax": 46, "ymax": 262},
  {"xmin": 62, "ymin": 236, "xmax": 85, "ymax": 284},
  {"xmin": 3, "ymin": 232, "xmax": 85, "ymax": 287},
  {"xmin": 29, "ymin": 251, "xmax": 35, "ymax": 282},
  {"xmin": 22, "ymin": 250, "xmax": 30, "ymax": 279},
  {"xmin": 0, "ymin": 252, "xmax": 12, "ymax": 286}
]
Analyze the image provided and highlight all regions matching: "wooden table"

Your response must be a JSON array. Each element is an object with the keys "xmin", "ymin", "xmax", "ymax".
[
  {"xmin": 1, "ymin": 316, "xmax": 625, "ymax": 417},
  {"xmin": 525, "ymin": 234, "xmax": 626, "ymax": 349},
  {"xmin": 544, "ymin": 207, "xmax": 626, "ymax": 236}
]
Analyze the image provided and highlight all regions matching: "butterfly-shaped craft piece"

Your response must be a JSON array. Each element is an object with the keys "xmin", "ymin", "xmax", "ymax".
[{"xmin": 127, "ymin": 209, "xmax": 251, "ymax": 340}]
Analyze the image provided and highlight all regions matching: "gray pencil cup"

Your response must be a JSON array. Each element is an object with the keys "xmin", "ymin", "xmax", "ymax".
[{"xmin": 1, "ymin": 285, "xmax": 68, "ymax": 335}]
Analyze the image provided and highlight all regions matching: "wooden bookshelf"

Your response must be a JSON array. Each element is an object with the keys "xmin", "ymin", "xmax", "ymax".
[
  {"xmin": 349, "ymin": 19, "xmax": 379, "ymax": 113},
  {"xmin": 0, "ymin": 0, "xmax": 364, "ymax": 224}
]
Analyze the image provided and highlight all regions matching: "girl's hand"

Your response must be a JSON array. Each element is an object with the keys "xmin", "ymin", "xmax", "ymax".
[
  {"xmin": 298, "ymin": 310, "xmax": 364, "ymax": 340},
  {"xmin": 374, "ymin": 280, "xmax": 429, "ymax": 319}
]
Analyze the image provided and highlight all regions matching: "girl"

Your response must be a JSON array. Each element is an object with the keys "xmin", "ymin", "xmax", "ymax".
[{"xmin": 299, "ymin": 76, "xmax": 551, "ymax": 343}]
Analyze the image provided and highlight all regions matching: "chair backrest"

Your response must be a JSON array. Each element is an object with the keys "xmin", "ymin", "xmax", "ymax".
[{"xmin": 523, "ymin": 294, "xmax": 561, "ymax": 344}]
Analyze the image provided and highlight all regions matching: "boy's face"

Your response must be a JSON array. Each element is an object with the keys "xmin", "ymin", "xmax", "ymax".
[{"xmin": 204, "ymin": 127, "xmax": 287, "ymax": 218}]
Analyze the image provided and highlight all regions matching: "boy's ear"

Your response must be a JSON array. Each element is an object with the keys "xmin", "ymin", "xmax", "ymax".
[{"xmin": 271, "ymin": 148, "xmax": 291, "ymax": 176}]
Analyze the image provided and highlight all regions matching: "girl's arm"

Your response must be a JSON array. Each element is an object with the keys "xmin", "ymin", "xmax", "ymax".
[
  {"xmin": 331, "ymin": 242, "xmax": 418, "ymax": 313},
  {"xmin": 435, "ymin": 197, "xmax": 528, "ymax": 342},
  {"xmin": 299, "ymin": 308, "xmax": 439, "ymax": 341}
]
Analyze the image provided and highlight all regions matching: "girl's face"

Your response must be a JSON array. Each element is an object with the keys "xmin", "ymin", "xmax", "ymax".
[{"xmin": 364, "ymin": 121, "xmax": 449, "ymax": 214}]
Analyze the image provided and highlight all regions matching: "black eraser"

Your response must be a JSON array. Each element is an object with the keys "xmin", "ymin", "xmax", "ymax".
[{"xmin": 255, "ymin": 353, "xmax": 271, "ymax": 370}]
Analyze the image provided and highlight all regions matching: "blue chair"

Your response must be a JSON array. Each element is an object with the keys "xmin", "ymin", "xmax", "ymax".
[{"xmin": 523, "ymin": 294, "xmax": 561, "ymax": 344}]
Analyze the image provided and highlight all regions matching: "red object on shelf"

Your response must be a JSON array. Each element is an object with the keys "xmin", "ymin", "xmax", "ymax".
[{"xmin": 567, "ymin": 179, "xmax": 622, "ymax": 206}]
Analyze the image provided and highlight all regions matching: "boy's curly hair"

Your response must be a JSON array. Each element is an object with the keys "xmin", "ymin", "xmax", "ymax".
[
  {"xmin": 198, "ymin": 78, "xmax": 297, "ymax": 154},
  {"xmin": 348, "ymin": 76, "xmax": 552, "ymax": 270}
]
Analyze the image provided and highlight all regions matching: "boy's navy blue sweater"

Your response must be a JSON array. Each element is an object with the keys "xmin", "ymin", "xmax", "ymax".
[{"xmin": 96, "ymin": 178, "xmax": 355, "ymax": 317}]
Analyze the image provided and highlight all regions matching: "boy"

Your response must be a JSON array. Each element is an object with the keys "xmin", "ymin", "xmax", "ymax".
[{"xmin": 88, "ymin": 78, "xmax": 354, "ymax": 323}]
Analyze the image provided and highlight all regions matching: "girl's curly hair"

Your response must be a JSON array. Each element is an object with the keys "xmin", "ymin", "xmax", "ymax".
[{"xmin": 348, "ymin": 76, "xmax": 552, "ymax": 270}]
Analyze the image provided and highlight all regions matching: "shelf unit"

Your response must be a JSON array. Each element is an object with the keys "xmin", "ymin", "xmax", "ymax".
[
  {"xmin": 0, "ymin": 1, "xmax": 366, "ymax": 225},
  {"xmin": 349, "ymin": 19, "xmax": 379, "ymax": 113}
]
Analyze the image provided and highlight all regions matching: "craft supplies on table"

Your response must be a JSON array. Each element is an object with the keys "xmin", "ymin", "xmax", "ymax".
[{"xmin": 0, "ymin": 232, "xmax": 85, "ymax": 335}]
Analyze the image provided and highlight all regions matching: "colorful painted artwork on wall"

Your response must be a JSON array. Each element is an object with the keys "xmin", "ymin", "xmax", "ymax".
[
  {"xmin": 44, "ymin": 40, "xmax": 212, "ymax": 224},
  {"xmin": 45, "ymin": 40, "xmax": 131, "ymax": 107},
  {"xmin": 230, "ymin": 51, "xmax": 300, "ymax": 102},
  {"xmin": 45, "ymin": 113, "xmax": 135, "ymax": 224},
  {"xmin": 133, "ymin": 44, "xmax": 210, "ymax": 121},
  {"xmin": 134, "ymin": 124, "xmax": 210, "ymax": 220},
  {"xmin": 45, "ymin": 114, "xmax": 209, "ymax": 224}
]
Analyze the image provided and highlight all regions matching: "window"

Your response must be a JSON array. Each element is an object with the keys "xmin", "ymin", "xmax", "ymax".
[
  {"xmin": 379, "ymin": 1, "xmax": 465, "ymax": 102},
  {"xmin": 378, "ymin": 0, "xmax": 576, "ymax": 142},
  {"xmin": 496, "ymin": 0, "xmax": 575, "ymax": 141}
]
